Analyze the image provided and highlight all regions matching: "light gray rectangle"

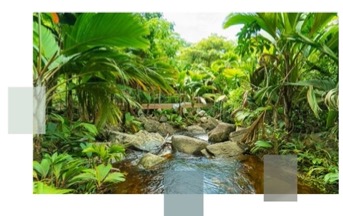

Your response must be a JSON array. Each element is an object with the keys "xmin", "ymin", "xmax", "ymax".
[
  {"xmin": 8, "ymin": 87, "xmax": 33, "ymax": 134},
  {"xmin": 164, "ymin": 171, "xmax": 203, "ymax": 216},
  {"xmin": 264, "ymin": 194, "xmax": 297, "ymax": 201},
  {"xmin": 264, "ymin": 155, "xmax": 297, "ymax": 202},
  {"xmin": 164, "ymin": 195, "xmax": 203, "ymax": 216}
]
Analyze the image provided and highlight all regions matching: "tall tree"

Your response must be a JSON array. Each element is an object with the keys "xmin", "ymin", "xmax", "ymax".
[{"xmin": 223, "ymin": 13, "xmax": 338, "ymax": 133}]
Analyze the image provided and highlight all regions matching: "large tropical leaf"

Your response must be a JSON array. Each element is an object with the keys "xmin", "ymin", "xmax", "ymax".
[
  {"xmin": 307, "ymin": 85, "xmax": 321, "ymax": 119},
  {"xmin": 33, "ymin": 22, "xmax": 59, "ymax": 64},
  {"xmin": 285, "ymin": 79, "xmax": 336, "ymax": 91},
  {"xmin": 104, "ymin": 172, "xmax": 125, "ymax": 183},
  {"xmin": 33, "ymin": 182, "xmax": 73, "ymax": 194},
  {"xmin": 326, "ymin": 110, "xmax": 338, "ymax": 129},
  {"xmin": 223, "ymin": 13, "xmax": 277, "ymax": 42},
  {"xmin": 251, "ymin": 140, "xmax": 273, "ymax": 153},
  {"xmin": 292, "ymin": 32, "xmax": 338, "ymax": 62},
  {"xmin": 33, "ymin": 159, "xmax": 51, "ymax": 179},
  {"xmin": 223, "ymin": 13, "xmax": 258, "ymax": 28},
  {"xmin": 324, "ymin": 172, "xmax": 339, "ymax": 184},
  {"xmin": 95, "ymin": 164, "xmax": 112, "ymax": 184},
  {"xmin": 63, "ymin": 13, "xmax": 150, "ymax": 55},
  {"xmin": 302, "ymin": 13, "xmax": 337, "ymax": 37}
]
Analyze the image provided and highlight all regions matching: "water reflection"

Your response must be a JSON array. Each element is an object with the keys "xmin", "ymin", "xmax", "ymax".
[{"xmin": 112, "ymin": 152, "xmax": 262, "ymax": 194}]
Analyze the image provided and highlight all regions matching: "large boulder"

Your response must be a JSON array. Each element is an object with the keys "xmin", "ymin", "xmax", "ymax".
[
  {"xmin": 208, "ymin": 122, "xmax": 236, "ymax": 143},
  {"xmin": 139, "ymin": 116, "xmax": 161, "ymax": 133},
  {"xmin": 200, "ymin": 116, "xmax": 219, "ymax": 131},
  {"xmin": 157, "ymin": 122, "xmax": 175, "ymax": 136},
  {"xmin": 138, "ymin": 153, "xmax": 167, "ymax": 169},
  {"xmin": 131, "ymin": 130, "xmax": 165, "ymax": 153},
  {"xmin": 206, "ymin": 141, "xmax": 243, "ymax": 157},
  {"xmin": 139, "ymin": 116, "xmax": 175, "ymax": 136},
  {"xmin": 109, "ymin": 130, "xmax": 164, "ymax": 154},
  {"xmin": 186, "ymin": 125, "xmax": 206, "ymax": 135},
  {"xmin": 171, "ymin": 135, "xmax": 208, "ymax": 155},
  {"xmin": 229, "ymin": 128, "xmax": 249, "ymax": 142}
]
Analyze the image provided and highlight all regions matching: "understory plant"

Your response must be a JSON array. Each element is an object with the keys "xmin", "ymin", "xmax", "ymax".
[
  {"xmin": 33, "ymin": 149, "xmax": 126, "ymax": 194},
  {"xmin": 280, "ymin": 136, "xmax": 338, "ymax": 193}
]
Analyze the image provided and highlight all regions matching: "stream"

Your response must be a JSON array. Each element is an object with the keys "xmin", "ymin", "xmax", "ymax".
[{"xmin": 112, "ymin": 134, "xmax": 319, "ymax": 194}]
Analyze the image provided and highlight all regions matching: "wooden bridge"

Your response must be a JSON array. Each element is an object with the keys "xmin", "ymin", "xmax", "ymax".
[{"xmin": 141, "ymin": 102, "xmax": 209, "ymax": 110}]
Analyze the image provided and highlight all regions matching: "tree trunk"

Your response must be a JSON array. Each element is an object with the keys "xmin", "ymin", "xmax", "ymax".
[
  {"xmin": 66, "ymin": 73, "xmax": 74, "ymax": 120},
  {"xmin": 33, "ymin": 135, "xmax": 42, "ymax": 161},
  {"xmin": 282, "ymin": 86, "xmax": 292, "ymax": 132}
]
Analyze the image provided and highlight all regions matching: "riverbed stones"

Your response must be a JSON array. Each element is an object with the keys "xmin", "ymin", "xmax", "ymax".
[
  {"xmin": 201, "ymin": 149, "xmax": 212, "ymax": 158},
  {"xmin": 131, "ymin": 130, "xmax": 165, "ymax": 153},
  {"xmin": 206, "ymin": 141, "xmax": 243, "ymax": 157},
  {"xmin": 138, "ymin": 153, "xmax": 167, "ymax": 169},
  {"xmin": 229, "ymin": 128, "xmax": 249, "ymax": 142},
  {"xmin": 157, "ymin": 122, "xmax": 175, "ymax": 136},
  {"xmin": 200, "ymin": 116, "xmax": 219, "ymax": 130},
  {"xmin": 159, "ymin": 115, "xmax": 168, "ymax": 122},
  {"xmin": 109, "ymin": 130, "xmax": 164, "ymax": 154},
  {"xmin": 139, "ymin": 116, "xmax": 160, "ymax": 133},
  {"xmin": 208, "ymin": 122, "xmax": 236, "ymax": 143},
  {"xmin": 186, "ymin": 125, "xmax": 206, "ymax": 135},
  {"xmin": 138, "ymin": 116, "xmax": 175, "ymax": 136},
  {"xmin": 171, "ymin": 135, "xmax": 208, "ymax": 155}
]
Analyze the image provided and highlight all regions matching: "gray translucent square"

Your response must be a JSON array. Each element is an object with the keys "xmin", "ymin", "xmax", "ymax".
[
  {"xmin": 164, "ymin": 195, "xmax": 203, "ymax": 216},
  {"xmin": 264, "ymin": 155, "xmax": 297, "ymax": 202},
  {"xmin": 8, "ymin": 87, "xmax": 33, "ymax": 134},
  {"xmin": 33, "ymin": 86, "xmax": 46, "ymax": 134},
  {"xmin": 264, "ymin": 194, "xmax": 298, "ymax": 202},
  {"xmin": 164, "ymin": 171, "xmax": 203, "ymax": 216},
  {"xmin": 8, "ymin": 87, "xmax": 46, "ymax": 134}
]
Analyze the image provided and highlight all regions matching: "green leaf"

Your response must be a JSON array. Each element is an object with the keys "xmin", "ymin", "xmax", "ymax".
[
  {"xmin": 251, "ymin": 140, "xmax": 273, "ymax": 153},
  {"xmin": 33, "ymin": 21, "xmax": 59, "ymax": 63},
  {"xmin": 286, "ymin": 80, "xmax": 335, "ymax": 91},
  {"xmin": 235, "ymin": 110, "xmax": 250, "ymax": 122},
  {"xmin": 109, "ymin": 144, "xmax": 125, "ymax": 154},
  {"xmin": 73, "ymin": 122, "xmax": 98, "ymax": 136},
  {"xmin": 326, "ymin": 110, "xmax": 338, "ymax": 128},
  {"xmin": 71, "ymin": 172, "xmax": 97, "ymax": 183},
  {"xmin": 33, "ymin": 182, "xmax": 73, "ymax": 194},
  {"xmin": 215, "ymin": 95, "xmax": 227, "ymax": 103},
  {"xmin": 95, "ymin": 164, "xmax": 112, "ymax": 184},
  {"xmin": 307, "ymin": 85, "xmax": 321, "ymax": 119},
  {"xmin": 64, "ymin": 13, "xmax": 150, "ymax": 55},
  {"xmin": 324, "ymin": 172, "xmax": 338, "ymax": 184},
  {"xmin": 33, "ymin": 159, "xmax": 51, "ymax": 179},
  {"xmin": 104, "ymin": 172, "xmax": 125, "ymax": 183},
  {"xmin": 80, "ymin": 143, "xmax": 93, "ymax": 157},
  {"xmin": 223, "ymin": 13, "xmax": 258, "ymax": 29}
]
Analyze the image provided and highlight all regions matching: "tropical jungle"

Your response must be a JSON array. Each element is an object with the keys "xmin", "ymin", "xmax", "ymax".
[{"xmin": 33, "ymin": 12, "xmax": 338, "ymax": 194}]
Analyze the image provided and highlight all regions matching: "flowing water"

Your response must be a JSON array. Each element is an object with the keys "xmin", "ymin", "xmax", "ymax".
[{"xmin": 112, "ymin": 134, "xmax": 319, "ymax": 194}]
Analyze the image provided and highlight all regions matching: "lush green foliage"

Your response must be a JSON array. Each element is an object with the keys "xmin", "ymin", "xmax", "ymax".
[{"xmin": 33, "ymin": 12, "xmax": 338, "ymax": 194}]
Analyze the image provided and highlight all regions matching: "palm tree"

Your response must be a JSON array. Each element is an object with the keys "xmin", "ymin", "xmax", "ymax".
[
  {"xmin": 33, "ymin": 13, "xmax": 175, "ymax": 159},
  {"xmin": 33, "ymin": 13, "xmax": 174, "ymax": 125}
]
